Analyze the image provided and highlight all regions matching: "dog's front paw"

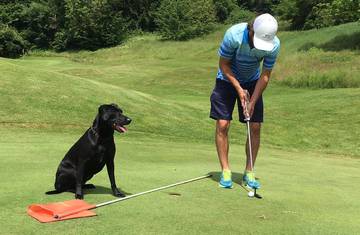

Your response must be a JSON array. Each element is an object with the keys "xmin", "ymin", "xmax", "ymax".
[
  {"xmin": 112, "ymin": 188, "xmax": 126, "ymax": 197},
  {"xmin": 75, "ymin": 193, "xmax": 84, "ymax": 200}
]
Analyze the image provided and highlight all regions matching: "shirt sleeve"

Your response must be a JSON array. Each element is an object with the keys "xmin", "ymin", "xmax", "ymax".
[
  {"xmin": 263, "ymin": 39, "xmax": 280, "ymax": 70},
  {"xmin": 218, "ymin": 28, "xmax": 239, "ymax": 59}
]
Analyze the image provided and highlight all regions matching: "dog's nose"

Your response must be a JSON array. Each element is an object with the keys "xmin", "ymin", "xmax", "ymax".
[{"xmin": 126, "ymin": 118, "xmax": 132, "ymax": 124}]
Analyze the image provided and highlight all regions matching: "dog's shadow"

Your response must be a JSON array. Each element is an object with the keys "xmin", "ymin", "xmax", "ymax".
[{"xmin": 84, "ymin": 185, "xmax": 132, "ymax": 196}]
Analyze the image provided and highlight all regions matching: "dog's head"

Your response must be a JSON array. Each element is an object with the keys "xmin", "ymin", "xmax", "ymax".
[{"xmin": 97, "ymin": 103, "xmax": 131, "ymax": 133}]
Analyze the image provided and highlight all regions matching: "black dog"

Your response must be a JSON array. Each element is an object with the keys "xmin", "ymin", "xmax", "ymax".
[{"xmin": 46, "ymin": 104, "xmax": 131, "ymax": 199}]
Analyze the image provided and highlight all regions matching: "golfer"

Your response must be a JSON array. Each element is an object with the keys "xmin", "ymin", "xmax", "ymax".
[{"xmin": 210, "ymin": 13, "xmax": 280, "ymax": 189}]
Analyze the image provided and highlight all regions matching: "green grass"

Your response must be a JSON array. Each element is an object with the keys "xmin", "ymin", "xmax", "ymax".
[
  {"xmin": 1, "ymin": 131, "xmax": 359, "ymax": 235},
  {"xmin": 0, "ymin": 22, "xmax": 359, "ymax": 234},
  {"xmin": 275, "ymin": 22, "xmax": 360, "ymax": 88}
]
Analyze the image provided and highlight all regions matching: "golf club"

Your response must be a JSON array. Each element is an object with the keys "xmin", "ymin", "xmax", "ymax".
[
  {"xmin": 28, "ymin": 174, "xmax": 212, "ymax": 222},
  {"xmin": 244, "ymin": 93, "xmax": 262, "ymax": 199}
]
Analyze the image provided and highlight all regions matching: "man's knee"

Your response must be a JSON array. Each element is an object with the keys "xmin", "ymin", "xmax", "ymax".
[{"xmin": 216, "ymin": 120, "xmax": 230, "ymax": 136}]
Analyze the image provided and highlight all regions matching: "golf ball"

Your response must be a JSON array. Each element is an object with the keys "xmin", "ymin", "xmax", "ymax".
[{"xmin": 248, "ymin": 191, "xmax": 255, "ymax": 197}]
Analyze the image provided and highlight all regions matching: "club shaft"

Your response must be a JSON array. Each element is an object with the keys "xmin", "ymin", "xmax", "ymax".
[
  {"xmin": 246, "ymin": 120, "xmax": 254, "ymax": 171},
  {"xmin": 95, "ymin": 174, "xmax": 212, "ymax": 208}
]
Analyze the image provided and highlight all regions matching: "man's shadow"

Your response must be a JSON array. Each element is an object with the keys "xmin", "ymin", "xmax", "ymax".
[
  {"xmin": 208, "ymin": 171, "xmax": 244, "ymax": 186},
  {"xmin": 208, "ymin": 171, "xmax": 259, "ymax": 185}
]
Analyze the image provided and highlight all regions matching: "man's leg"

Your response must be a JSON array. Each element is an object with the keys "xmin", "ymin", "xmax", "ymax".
[
  {"xmin": 210, "ymin": 80, "xmax": 237, "ymax": 188},
  {"xmin": 215, "ymin": 119, "xmax": 233, "ymax": 188},
  {"xmin": 245, "ymin": 122, "xmax": 261, "ymax": 171},
  {"xmin": 215, "ymin": 119, "xmax": 231, "ymax": 170}
]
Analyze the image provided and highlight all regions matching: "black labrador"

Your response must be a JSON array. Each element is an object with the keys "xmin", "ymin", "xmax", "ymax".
[{"xmin": 46, "ymin": 104, "xmax": 131, "ymax": 199}]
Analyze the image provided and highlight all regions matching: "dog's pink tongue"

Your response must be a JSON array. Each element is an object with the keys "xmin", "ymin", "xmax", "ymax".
[{"xmin": 117, "ymin": 126, "xmax": 127, "ymax": 133}]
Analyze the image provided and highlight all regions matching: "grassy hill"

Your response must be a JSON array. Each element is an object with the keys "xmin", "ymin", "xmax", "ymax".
[
  {"xmin": 0, "ymin": 22, "xmax": 359, "ymax": 156},
  {"xmin": 0, "ymin": 22, "xmax": 359, "ymax": 234}
]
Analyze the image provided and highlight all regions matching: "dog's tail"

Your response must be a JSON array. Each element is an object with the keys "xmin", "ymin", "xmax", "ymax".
[{"xmin": 45, "ymin": 189, "xmax": 63, "ymax": 195}]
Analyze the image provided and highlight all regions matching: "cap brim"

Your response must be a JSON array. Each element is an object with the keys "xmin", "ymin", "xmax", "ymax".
[{"xmin": 253, "ymin": 35, "xmax": 275, "ymax": 51}]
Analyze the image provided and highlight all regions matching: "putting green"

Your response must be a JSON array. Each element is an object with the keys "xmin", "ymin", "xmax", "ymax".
[{"xmin": 0, "ymin": 130, "xmax": 359, "ymax": 234}]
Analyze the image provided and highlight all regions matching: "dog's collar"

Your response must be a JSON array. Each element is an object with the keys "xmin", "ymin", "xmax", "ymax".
[
  {"xmin": 90, "ymin": 126, "xmax": 113, "ymax": 141},
  {"xmin": 90, "ymin": 126, "xmax": 100, "ymax": 138}
]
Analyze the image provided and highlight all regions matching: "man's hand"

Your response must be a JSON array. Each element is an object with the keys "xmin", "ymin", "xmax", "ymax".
[
  {"xmin": 240, "ymin": 90, "xmax": 252, "ymax": 120},
  {"xmin": 238, "ymin": 89, "xmax": 248, "ymax": 112},
  {"xmin": 247, "ymin": 100, "xmax": 255, "ymax": 120}
]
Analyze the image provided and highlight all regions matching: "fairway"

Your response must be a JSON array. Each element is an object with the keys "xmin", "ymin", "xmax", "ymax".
[{"xmin": 0, "ymin": 22, "xmax": 359, "ymax": 234}]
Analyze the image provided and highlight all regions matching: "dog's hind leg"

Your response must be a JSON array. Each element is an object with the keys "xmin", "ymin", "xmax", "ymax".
[{"xmin": 54, "ymin": 173, "xmax": 76, "ymax": 194}]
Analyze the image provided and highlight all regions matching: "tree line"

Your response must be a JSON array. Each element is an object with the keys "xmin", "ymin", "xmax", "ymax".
[{"xmin": 0, "ymin": 0, "xmax": 359, "ymax": 58}]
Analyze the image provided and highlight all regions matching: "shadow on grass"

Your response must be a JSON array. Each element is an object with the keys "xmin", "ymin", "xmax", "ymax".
[
  {"xmin": 84, "ymin": 185, "xmax": 132, "ymax": 196},
  {"xmin": 208, "ymin": 171, "xmax": 260, "ymax": 184},
  {"xmin": 298, "ymin": 32, "xmax": 360, "ymax": 52},
  {"xmin": 208, "ymin": 171, "xmax": 244, "ymax": 186}
]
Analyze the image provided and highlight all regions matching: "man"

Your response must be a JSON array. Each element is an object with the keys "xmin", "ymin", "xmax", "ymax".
[{"xmin": 210, "ymin": 13, "xmax": 280, "ymax": 189}]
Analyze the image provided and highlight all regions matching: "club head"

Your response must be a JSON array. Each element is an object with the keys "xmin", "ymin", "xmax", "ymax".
[{"xmin": 254, "ymin": 189, "xmax": 262, "ymax": 199}]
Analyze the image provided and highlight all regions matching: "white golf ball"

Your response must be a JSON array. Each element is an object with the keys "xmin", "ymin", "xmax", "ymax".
[{"xmin": 248, "ymin": 191, "xmax": 255, "ymax": 197}]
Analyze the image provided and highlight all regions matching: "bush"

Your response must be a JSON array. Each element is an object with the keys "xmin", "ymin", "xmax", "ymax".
[
  {"xmin": 0, "ymin": 25, "xmax": 28, "ymax": 58},
  {"xmin": 213, "ymin": 0, "xmax": 237, "ymax": 23},
  {"xmin": 52, "ymin": 0, "xmax": 127, "ymax": 51},
  {"xmin": 120, "ymin": 0, "xmax": 161, "ymax": 32},
  {"xmin": 0, "ymin": 1, "xmax": 54, "ymax": 49},
  {"xmin": 155, "ymin": 0, "xmax": 216, "ymax": 41},
  {"xmin": 0, "ymin": 2, "xmax": 28, "ymax": 29},
  {"xmin": 226, "ymin": 6, "xmax": 255, "ymax": 24},
  {"xmin": 304, "ymin": 0, "xmax": 360, "ymax": 29},
  {"xmin": 19, "ymin": 2, "xmax": 55, "ymax": 48},
  {"xmin": 275, "ymin": 0, "xmax": 360, "ymax": 30}
]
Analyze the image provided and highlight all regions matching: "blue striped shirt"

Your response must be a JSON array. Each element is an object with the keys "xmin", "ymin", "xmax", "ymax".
[{"xmin": 217, "ymin": 23, "xmax": 280, "ymax": 84}]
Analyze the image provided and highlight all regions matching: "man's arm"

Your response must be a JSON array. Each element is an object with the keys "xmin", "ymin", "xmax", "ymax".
[
  {"xmin": 248, "ymin": 69, "xmax": 272, "ymax": 117},
  {"xmin": 219, "ymin": 57, "xmax": 248, "ymax": 109}
]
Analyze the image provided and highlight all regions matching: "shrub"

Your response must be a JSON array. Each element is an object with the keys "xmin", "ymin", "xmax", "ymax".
[
  {"xmin": 0, "ymin": 25, "xmax": 28, "ymax": 58},
  {"xmin": 213, "ymin": 0, "xmax": 237, "ymax": 23},
  {"xmin": 304, "ymin": 0, "xmax": 360, "ymax": 29},
  {"xmin": 19, "ymin": 2, "xmax": 55, "ymax": 48},
  {"xmin": 226, "ymin": 6, "xmax": 255, "ymax": 24},
  {"xmin": 120, "ymin": 0, "xmax": 161, "ymax": 32},
  {"xmin": 0, "ymin": 1, "xmax": 55, "ymax": 49},
  {"xmin": 274, "ymin": 0, "xmax": 359, "ymax": 30},
  {"xmin": 52, "ymin": 0, "xmax": 127, "ymax": 51},
  {"xmin": 155, "ymin": 0, "xmax": 216, "ymax": 41}
]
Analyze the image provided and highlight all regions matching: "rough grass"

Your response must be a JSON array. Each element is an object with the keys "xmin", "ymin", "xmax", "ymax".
[
  {"xmin": 1, "ymin": 24, "xmax": 359, "ymax": 156},
  {"xmin": 275, "ymin": 22, "xmax": 360, "ymax": 88}
]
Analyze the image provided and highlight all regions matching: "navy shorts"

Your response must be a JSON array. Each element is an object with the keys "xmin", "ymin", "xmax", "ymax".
[{"xmin": 210, "ymin": 79, "xmax": 263, "ymax": 123}]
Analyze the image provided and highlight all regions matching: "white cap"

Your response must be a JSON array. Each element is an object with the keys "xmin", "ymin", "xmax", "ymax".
[{"xmin": 253, "ymin": 13, "xmax": 278, "ymax": 51}]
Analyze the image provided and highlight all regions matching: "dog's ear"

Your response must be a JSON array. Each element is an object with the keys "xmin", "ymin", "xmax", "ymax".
[
  {"xmin": 98, "ymin": 105, "xmax": 105, "ymax": 114},
  {"xmin": 98, "ymin": 105, "xmax": 111, "ymax": 121},
  {"xmin": 102, "ymin": 113, "xmax": 110, "ymax": 121}
]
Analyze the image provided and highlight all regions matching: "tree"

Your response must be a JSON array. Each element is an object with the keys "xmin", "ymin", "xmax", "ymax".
[
  {"xmin": 53, "ymin": 0, "xmax": 127, "ymax": 51},
  {"xmin": 155, "ymin": 0, "xmax": 216, "ymax": 40},
  {"xmin": 0, "ymin": 25, "xmax": 28, "ymax": 58},
  {"xmin": 274, "ymin": 0, "xmax": 360, "ymax": 30},
  {"xmin": 120, "ymin": 0, "xmax": 161, "ymax": 31}
]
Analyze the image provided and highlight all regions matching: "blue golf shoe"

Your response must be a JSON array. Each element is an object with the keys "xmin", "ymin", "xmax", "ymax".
[
  {"xmin": 243, "ymin": 171, "xmax": 260, "ymax": 189},
  {"xmin": 219, "ymin": 170, "xmax": 233, "ymax": 189}
]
